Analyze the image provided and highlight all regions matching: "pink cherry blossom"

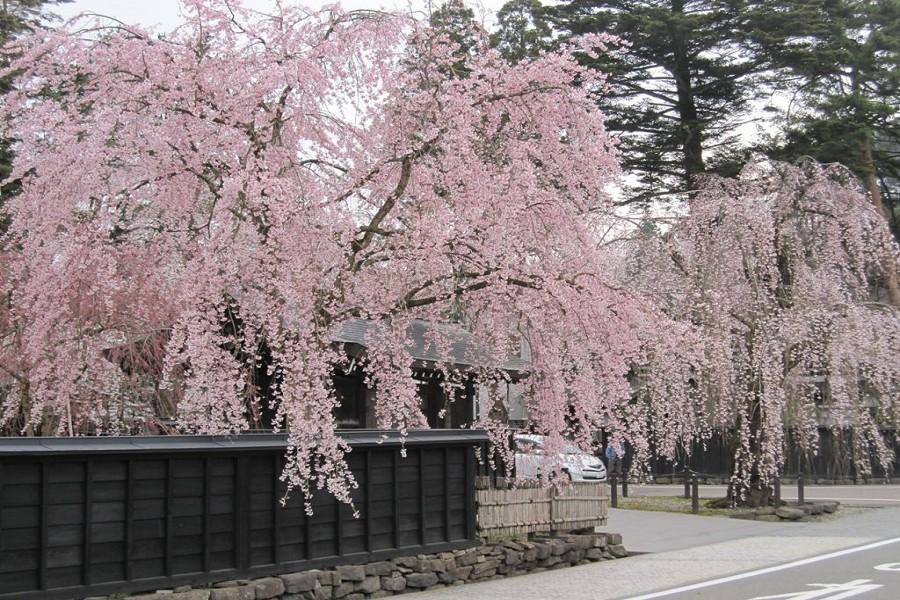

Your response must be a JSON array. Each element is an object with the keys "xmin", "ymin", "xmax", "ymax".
[
  {"xmin": 0, "ymin": 1, "xmax": 682, "ymax": 504},
  {"xmin": 631, "ymin": 158, "xmax": 900, "ymax": 501}
]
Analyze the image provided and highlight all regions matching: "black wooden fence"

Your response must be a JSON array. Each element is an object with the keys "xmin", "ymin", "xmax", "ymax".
[
  {"xmin": 0, "ymin": 430, "xmax": 486, "ymax": 600},
  {"xmin": 647, "ymin": 428, "xmax": 900, "ymax": 481}
]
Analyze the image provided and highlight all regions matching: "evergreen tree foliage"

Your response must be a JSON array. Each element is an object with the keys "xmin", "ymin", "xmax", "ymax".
[
  {"xmin": 541, "ymin": 0, "xmax": 763, "ymax": 205},
  {"xmin": 0, "ymin": 0, "xmax": 68, "ymax": 43},
  {"xmin": 748, "ymin": 0, "xmax": 900, "ymax": 241},
  {"xmin": 0, "ymin": 1, "xmax": 71, "ymax": 200},
  {"xmin": 490, "ymin": 0, "xmax": 552, "ymax": 64},
  {"xmin": 428, "ymin": 0, "xmax": 482, "ymax": 76}
]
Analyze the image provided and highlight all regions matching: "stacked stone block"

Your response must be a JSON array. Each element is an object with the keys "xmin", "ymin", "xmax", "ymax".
[{"xmin": 108, "ymin": 532, "xmax": 626, "ymax": 600}]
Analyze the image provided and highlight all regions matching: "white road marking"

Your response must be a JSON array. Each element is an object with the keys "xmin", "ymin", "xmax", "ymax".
[
  {"xmin": 746, "ymin": 580, "xmax": 882, "ymax": 600},
  {"xmin": 873, "ymin": 563, "xmax": 900, "ymax": 571},
  {"xmin": 622, "ymin": 537, "xmax": 900, "ymax": 600}
]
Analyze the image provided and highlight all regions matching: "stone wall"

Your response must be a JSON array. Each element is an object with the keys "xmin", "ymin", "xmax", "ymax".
[{"xmin": 112, "ymin": 532, "xmax": 626, "ymax": 600}]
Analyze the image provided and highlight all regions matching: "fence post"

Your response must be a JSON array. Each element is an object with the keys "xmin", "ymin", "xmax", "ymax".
[
  {"xmin": 622, "ymin": 477, "xmax": 628, "ymax": 498},
  {"xmin": 550, "ymin": 483, "xmax": 557, "ymax": 532},
  {"xmin": 683, "ymin": 470, "xmax": 691, "ymax": 499},
  {"xmin": 610, "ymin": 474, "xmax": 618, "ymax": 508},
  {"xmin": 509, "ymin": 432, "xmax": 517, "ymax": 480},
  {"xmin": 798, "ymin": 473, "xmax": 804, "ymax": 504},
  {"xmin": 774, "ymin": 477, "xmax": 781, "ymax": 506},
  {"xmin": 691, "ymin": 475, "xmax": 699, "ymax": 514}
]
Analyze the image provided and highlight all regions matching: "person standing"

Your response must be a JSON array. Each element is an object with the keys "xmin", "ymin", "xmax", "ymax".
[{"xmin": 605, "ymin": 441, "xmax": 623, "ymax": 477}]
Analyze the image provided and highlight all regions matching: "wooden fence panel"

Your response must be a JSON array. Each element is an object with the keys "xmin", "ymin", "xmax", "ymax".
[
  {"xmin": 475, "ymin": 482, "xmax": 608, "ymax": 538},
  {"xmin": 647, "ymin": 428, "xmax": 900, "ymax": 481},
  {"xmin": 552, "ymin": 483, "xmax": 609, "ymax": 531},
  {"xmin": 0, "ymin": 430, "xmax": 485, "ymax": 600}
]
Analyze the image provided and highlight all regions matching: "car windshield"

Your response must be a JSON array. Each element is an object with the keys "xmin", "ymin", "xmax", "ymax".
[
  {"xmin": 516, "ymin": 438, "xmax": 591, "ymax": 456},
  {"xmin": 562, "ymin": 443, "xmax": 587, "ymax": 455},
  {"xmin": 516, "ymin": 438, "xmax": 542, "ymax": 452}
]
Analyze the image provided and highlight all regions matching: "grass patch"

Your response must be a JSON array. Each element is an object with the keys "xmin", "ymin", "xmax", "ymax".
[{"xmin": 616, "ymin": 495, "xmax": 751, "ymax": 518}]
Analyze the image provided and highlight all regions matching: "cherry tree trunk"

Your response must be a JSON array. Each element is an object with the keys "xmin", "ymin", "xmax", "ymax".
[
  {"xmin": 729, "ymin": 402, "xmax": 774, "ymax": 508},
  {"xmin": 861, "ymin": 135, "xmax": 900, "ymax": 306}
]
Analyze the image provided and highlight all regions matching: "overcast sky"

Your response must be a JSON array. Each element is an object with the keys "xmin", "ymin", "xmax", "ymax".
[{"xmin": 54, "ymin": 0, "xmax": 509, "ymax": 31}]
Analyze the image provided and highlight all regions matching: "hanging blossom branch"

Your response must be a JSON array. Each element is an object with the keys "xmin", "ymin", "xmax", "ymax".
[
  {"xmin": 629, "ymin": 158, "xmax": 900, "ymax": 505},
  {"xmin": 0, "ymin": 0, "xmax": 696, "ymax": 504}
]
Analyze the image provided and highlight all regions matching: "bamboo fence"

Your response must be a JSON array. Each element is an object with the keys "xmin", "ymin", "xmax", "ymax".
[{"xmin": 475, "ymin": 481, "xmax": 609, "ymax": 538}]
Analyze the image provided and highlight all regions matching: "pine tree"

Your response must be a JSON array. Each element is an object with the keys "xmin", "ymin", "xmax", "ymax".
[
  {"xmin": 540, "ymin": 1, "xmax": 764, "ymax": 205},
  {"xmin": 490, "ymin": 0, "xmax": 552, "ymax": 64},
  {"xmin": 749, "ymin": 0, "xmax": 900, "ymax": 243},
  {"xmin": 427, "ymin": 0, "xmax": 482, "ymax": 76},
  {"xmin": 0, "ymin": 1, "xmax": 72, "ymax": 199}
]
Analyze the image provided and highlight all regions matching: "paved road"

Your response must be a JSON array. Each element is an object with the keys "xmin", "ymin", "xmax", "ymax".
[
  {"xmin": 625, "ymin": 484, "xmax": 900, "ymax": 507},
  {"xmin": 595, "ymin": 507, "xmax": 878, "ymax": 554},
  {"xmin": 411, "ymin": 505, "xmax": 900, "ymax": 600},
  {"xmin": 629, "ymin": 536, "xmax": 900, "ymax": 599}
]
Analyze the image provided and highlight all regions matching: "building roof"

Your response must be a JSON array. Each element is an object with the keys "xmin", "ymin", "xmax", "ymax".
[
  {"xmin": 332, "ymin": 318, "xmax": 530, "ymax": 373},
  {"xmin": 0, "ymin": 429, "xmax": 490, "ymax": 455}
]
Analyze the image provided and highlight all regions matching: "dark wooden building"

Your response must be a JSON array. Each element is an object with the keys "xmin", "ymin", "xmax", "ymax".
[{"xmin": 330, "ymin": 318, "xmax": 529, "ymax": 430}]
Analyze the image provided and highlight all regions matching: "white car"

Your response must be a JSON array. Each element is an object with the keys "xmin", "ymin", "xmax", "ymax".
[{"xmin": 513, "ymin": 434, "xmax": 608, "ymax": 482}]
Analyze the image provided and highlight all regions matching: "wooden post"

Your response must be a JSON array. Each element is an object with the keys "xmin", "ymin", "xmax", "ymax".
[
  {"xmin": 418, "ymin": 448, "xmax": 426, "ymax": 546},
  {"xmin": 39, "ymin": 461, "xmax": 48, "ymax": 592},
  {"xmin": 83, "ymin": 461, "xmax": 93, "ymax": 587},
  {"xmin": 691, "ymin": 476, "xmax": 699, "ymax": 514},
  {"xmin": 798, "ymin": 473, "xmax": 805, "ymax": 504},
  {"xmin": 610, "ymin": 474, "xmax": 618, "ymax": 508},
  {"xmin": 549, "ymin": 484, "xmax": 556, "ymax": 531},
  {"xmin": 127, "ymin": 459, "xmax": 136, "ymax": 580},
  {"xmin": 273, "ymin": 455, "xmax": 281, "ymax": 566},
  {"xmin": 235, "ymin": 456, "xmax": 251, "ymax": 571},
  {"xmin": 304, "ymin": 487, "xmax": 312, "ymax": 561},
  {"xmin": 622, "ymin": 478, "xmax": 628, "ymax": 498},
  {"xmin": 465, "ymin": 446, "xmax": 476, "ymax": 541},
  {"xmin": 392, "ymin": 449, "xmax": 400, "ymax": 548},
  {"xmin": 166, "ymin": 458, "xmax": 175, "ymax": 576},
  {"xmin": 365, "ymin": 450, "xmax": 373, "ymax": 552},
  {"xmin": 443, "ymin": 448, "xmax": 451, "ymax": 543},
  {"xmin": 774, "ymin": 477, "xmax": 781, "ymax": 506}
]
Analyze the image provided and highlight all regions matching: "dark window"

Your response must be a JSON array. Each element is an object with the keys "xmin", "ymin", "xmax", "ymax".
[
  {"xmin": 334, "ymin": 373, "xmax": 366, "ymax": 428},
  {"xmin": 449, "ymin": 381, "xmax": 472, "ymax": 427},
  {"xmin": 418, "ymin": 377, "xmax": 444, "ymax": 428},
  {"xmin": 416, "ymin": 374, "xmax": 473, "ymax": 429}
]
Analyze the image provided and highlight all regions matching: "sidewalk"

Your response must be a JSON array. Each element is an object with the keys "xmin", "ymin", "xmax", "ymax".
[
  {"xmin": 595, "ymin": 508, "xmax": 805, "ymax": 553},
  {"xmin": 410, "ymin": 505, "xmax": 900, "ymax": 600}
]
